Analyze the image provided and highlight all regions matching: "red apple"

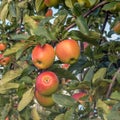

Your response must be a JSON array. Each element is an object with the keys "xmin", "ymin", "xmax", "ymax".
[
  {"xmin": 35, "ymin": 71, "xmax": 59, "ymax": 96},
  {"xmin": 32, "ymin": 44, "xmax": 55, "ymax": 69},
  {"xmin": 0, "ymin": 56, "xmax": 11, "ymax": 66},
  {"xmin": 72, "ymin": 92, "xmax": 87, "ymax": 101},
  {"xmin": 55, "ymin": 39, "xmax": 80, "ymax": 64},
  {"xmin": 35, "ymin": 90, "xmax": 55, "ymax": 107},
  {"xmin": 44, "ymin": 0, "xmax": 59, "ymax": 7},
  {"xmin": 45, "ymin": 9, "xmax": 53, "ymax": 17},
  {"xmin": 0, "ymin": 42, "xmax": 7, "ymax": 51}
]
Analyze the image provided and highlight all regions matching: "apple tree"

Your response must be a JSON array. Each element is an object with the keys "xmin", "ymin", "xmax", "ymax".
[{"xmin": 0, "ymin": 0, "xmax": 120, "ymax": 120}]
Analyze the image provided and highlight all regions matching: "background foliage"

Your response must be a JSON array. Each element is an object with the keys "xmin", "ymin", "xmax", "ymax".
[{"xmin": 0, "ymin": 0, "xmax": 120, "ymax": 120}]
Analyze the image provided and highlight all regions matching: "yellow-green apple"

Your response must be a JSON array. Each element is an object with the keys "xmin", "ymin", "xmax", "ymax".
[
  {"xmin": 0, "ymin": 42, "xmax": 7, "ymax": 51},
  {"xmin": 55, "ymin": 39, "xmax": 80, "ymax": 64},
  {"xmin": 35, "ymin": 90, "xmax": 55, "ymax": 107},
  {"xmin": 32, "ymin": 44, "xmax": 55, "ymax": 69},
  {"xmin": 35, "ymin": 71, "xmax": 59, "ymax": 96},
  {"xmin": 44, "ymin": 0, "xmax": 59, "ymax": 7},
  {"xmin": 45, "ymin": 9, "xmax": 53, "ymax": 17}
]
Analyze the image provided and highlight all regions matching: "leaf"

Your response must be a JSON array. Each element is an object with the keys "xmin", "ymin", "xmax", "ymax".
[
  {"xmin": 0, "ymin": 83, "xmax": 19, "ymax": 94},
  {"xmin": 64, "ymin": 107, "xmax": 75, "ymax": 120},
  {"xmin": 107, "ymin": 111, "xmax": 120, "ymax": 120},
  {"xmin": 3, "ymin": 42, "xmax": 26, "ymax": 56},
  {"xmin": 54, "ymin": 114, "xmax": 64, "ymax": 120},
  {"xmin": 31, "ymin": 107, "xmax": 41, "ymax": 120},
  {"xmin": 0, "ymin": 3, "xmax": 9, "ymax": 23},
  {"xmin": 17, "ymin": 87, "xmax": 34, "ymax": 111},
  {"xmin": 0, "ymin": 69, "xmax": 23, "ymax": 85},
  {"xmin": 35, "ymin": 0, "xmax": 45, "ymax": 12},
  {"xmin": 83, "ymin": 66, "xmax": 95, "ymax": 81},
  {"xmin": 110, "ymin": 91, "xmax": 120, "ymax": 101},
  {"xmin": 75, "ymin": 16, "xmax": 89, "ymax": 36},
  {"xmin": 96, "ymin": 99, "xmax": 110, "ymax": 114},
  {"xmin": 92, "ymin": 68, "xmax": 107, "ymax": 84},
  {"xmin": 65, "ymin": 0, "xmax": 75, "ymax": 8},
  {"xmin": 50, "ymin": 67, "xmax": 78, "ymax": 80},
  {"xmin": 9, "ymin": 1, "xmax": 16, "ymax": 18},
  {"xmin": 52, "ymin": 94, "xmax": 76, "ymax": 107}
]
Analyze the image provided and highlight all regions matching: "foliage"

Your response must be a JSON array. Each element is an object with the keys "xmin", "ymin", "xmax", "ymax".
[{"xmin": 0, "ymin": 0, "xmax": 120, "ymax": 120}]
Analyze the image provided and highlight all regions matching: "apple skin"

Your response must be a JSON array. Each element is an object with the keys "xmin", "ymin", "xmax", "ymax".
[
  {"xmin": 35, "ymin": 71, "xmax": 59, "ymax": 96},
  {"xmin": 35, "ymin": 90, "xmax": 55, "ymax": 107},
  {"xmin": 32, "ymin": 44, "xmax": 55, "ymax": 69},
  {"xmin": 0, "ymin": 54, "xmax": 10, "ymax": 66},
  {"xmin": 45, "ymin": 9, "xmax": 53, "ymax": 17},
  {"xmin": 44, "ymin": 0, "xmax": 59, "ymax": 7},
  {"xmin": 113, "ymin": 22, "xmax": 120, "ymax": 34},
  {"xmin": 55, "ymin": 39, "xmax": 80, "ymax": 64},
  {"xmin": 0, "ymin": 43, "xmax": 7, "ymax": 51},
  {"xmin": 72, "ymin": 92, "xmax": 87, "ymax": 101}
]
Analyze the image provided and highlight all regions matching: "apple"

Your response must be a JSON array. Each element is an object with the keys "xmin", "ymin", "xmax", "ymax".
[
  {"xmin": 0, "ymin": 55, "xmax": 10, "ymax": 66},
  {"xmin": 35, "ymin": 90, "xmax": 55, "ymax": 107},
  {"xmin": 44, "ymin": 0, "xmax": 59, "ymax": 7},
  {"xmin": 55, "ymin": 39, "xmax": 80, "ymax": 64},
  {"xmin": 32, "ymin": 44, "xmax": 55, "ymax": 69},
  {"xmin": 0, "ymin": 42, "xmax": 7, "ymax": 51},
  {"xmin": 45, "ymin": 9, "xmax": 53, "ymax": 17},
  {"xmin": 72, "ymin": 92, "xmax": 87, "ymax": 101},
  {"xmin": 35, "ymin": 71, "xmax": 59, "ymax": 96},
  {"xmin": 113, "ymin": 22, "xmax": 120, "ymax": 34}
]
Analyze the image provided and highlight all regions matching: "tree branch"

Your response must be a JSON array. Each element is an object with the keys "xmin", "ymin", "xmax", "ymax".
[
  {"xmin": 106, "ymin": 68, "xmax": 120, "ymax": 98},
  {"xmin": 65, "ymin": 1, "xmax": 109, "ymax": 31}
]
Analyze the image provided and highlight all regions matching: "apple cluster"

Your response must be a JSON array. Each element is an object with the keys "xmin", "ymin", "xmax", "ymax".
[
  {"xmin": 32, "ymin": 39, "xmax": 80, "ymax": 107},
  {"xmin": 0, "ymin": 42, "xmax": 11, "ymax": 66}
]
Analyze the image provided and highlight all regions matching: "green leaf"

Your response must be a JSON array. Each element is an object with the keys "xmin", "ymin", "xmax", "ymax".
[
  {"xmin": 52, "ymin": 94, "xmax": 76, "ymax": 107},
  {"xmin": 75, "ymin": 16, "xmax": 89, "ymax": 36},
  {"xmin": 17, "ymin": 87, "xmax": 34, "ymax": 111},
  {"xmin": 92, "ymin": 68, "xmax": 107, "ymax": 84},
  {"xmin": 110, "ymin": 91, "xmax": 120, "ymax": 101},
  {"xmin": 83, "ymin": 66, "xmax": 95, "ymax": 81},
  {"xmin": 64, "ymin": 107, "xmax": 75, "ymax": 120},
  {"xmin": 96, "ymin": 99, "xmax": 110, "ymax": 114},
  {"xmin": 50, "ymin": 67, "xmax": 78, "ymax": 80},
  {"xmin": 107, "ymin": 111, "xmax": 120, "ymax": 120},
  {"xmin": 65, "ymin": 0, "xmax": 76, "ymax": 8},
  {"xmin": 35, "ymin": 0, "xmax": 46, "ymax": 12},
  {"xmin": 3, "ymin": 42, "xmax": 26, "ymax": 56},
  {"xmin": 0, "ymin": 83, "xmax": 19, "ymax": 94},
  {"xmin": 31, "ymin": 107, "xmax": 41, "ymax": 120},
  {"xmin": 9, "ymin": 1, "xmax": 16, "ymax": 18},
  {"xmin": 0, "ymin": 3, "xmax": 9, "ymax": 23},
  {"xmin": 54, "ymin": 114, "xmax": 64, "ymax": 120}
]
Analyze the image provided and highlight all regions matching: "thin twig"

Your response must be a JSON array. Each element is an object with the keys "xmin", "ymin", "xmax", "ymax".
[
  {"xmin": 65, "ymin": 1, "xmax": 109, "ymax": 31},
  {"xmin": 106, "ymin": 68, "xmax": 120, "ymax": 98}
]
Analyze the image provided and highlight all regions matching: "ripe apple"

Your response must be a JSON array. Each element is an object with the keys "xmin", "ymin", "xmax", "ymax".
[
  {"xmin": 113, "ymin": 22, "xmax": 120, "ymax": 34},
  {"xmin": 55, "ymin": 39, "xmax": 80, "ymax": 64},
  {"xmin": 0, "ymin": 55, "xmax": 10, "ymax": 66},
  {"xmin": 44, "ymin": 0, "xmax": 59, "ymax": 7},
  {"xmin": 45, "ymin": 9, "xmax": 53, "ymax": 17},
  {"xmin": 0, "ymin": 42, "xmax": 7, "ymax": 51},
  {"xmin": 35, "ymin": 71, "xmax": 59, "ymax": 96},
  {"xmin": 72, "ymin": 92, "xmax": 87, "ymax": 101},
  {"xmin": 35, "ymin": 90, "xmax": 55, "ymax": 107},
  {"xmin": 32, "ymin": 44, "xmax": 55, "ymax": 69}
]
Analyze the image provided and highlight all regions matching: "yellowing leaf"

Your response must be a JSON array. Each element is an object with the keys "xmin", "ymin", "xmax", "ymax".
[
  {"xmin": 17, "ymin": 87, "xmax": 34, "ymax": 111},
  {"xmin": 3, "ymin": 42, "xmax": 26, "ymax": 56},
  {"xmin": 31, "ymin": 107, "xmax": 41, "ymax": 120},
  {"xmin": 54, "ymin": 114, "xmax": 64, "ymax": 120},
  {"xmin": 0, "ymin": 83, "xmax": 19, "ymax": 94},
  {"xmin": 96, "ymin": 99, "xmax": 110, "ymax": 114},
  {"xmin": 92, "ymin": 68, "xmax": 107, "ymax": 84}
]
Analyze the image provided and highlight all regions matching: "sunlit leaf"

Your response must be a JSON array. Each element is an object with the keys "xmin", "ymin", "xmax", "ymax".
[
  {"xmin": 54, "ymin": 114, "xmax": 64, "ymax": 120},
  {"xmin": 17, "ymin": 87, "xmax": 34, "ymax": 111},
  {"xmin": 92, "ymin": 68, "xmax": 107, "ymax": 84},
  {"xmin": 110, "ymin": 91, "xmax": 120, "ymax": 101},
  {"xmin": 3, "ymin": 42, "xmax": 26, "ymax": 56},
  {"xmin": 31, "ymin": 106, "xmax": 41, "ymax": 120}
]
